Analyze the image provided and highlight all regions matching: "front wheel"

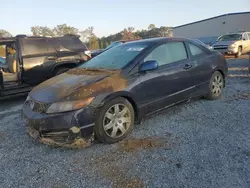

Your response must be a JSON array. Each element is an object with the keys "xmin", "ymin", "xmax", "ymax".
[
  {"xmin": 235, "ymin": 47, "xmax": 242, "ymax": 58},
  {"xmin": 94, "ymin": 97, "xmax": 135, "ymax": 144},
  {"xmin": 205, "ymin": 71, "xmax": 224, "ymax": 100}
]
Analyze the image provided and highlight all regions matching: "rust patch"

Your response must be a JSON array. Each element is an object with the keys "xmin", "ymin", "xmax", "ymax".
[
  {"xmin": 40, "ymin": 137, "xmax": 91, "ymax": 149},
  {"xmin": 111, "ymin": 176, "xmax": 146, "ymax": 188},
  {"xmin": 118, "ymin": 134, "xmax": 176, "ymax": 153},
  {"xmin": 69, "ymin": 72, "xmax": 127, "ymax": 100},
  {"xmin": 67, "ymin": 68, "xmax": 118, "ymax": 76},
  {"xmin": 118, "ymin": 138, "xmax": 165, "ymax": 153},
  {"xmin": 90, "ymin": 154, "xmax": 146, "ymax": 188},
  {"xmin": 85, "ymin": 134, "xmax": 178, "ymax": 187},
  {"xmin": 27, "ymin": 126, "xmax": 93, "ymax": 149}
]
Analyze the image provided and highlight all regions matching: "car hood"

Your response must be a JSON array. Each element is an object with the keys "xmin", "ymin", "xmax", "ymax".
[
  {"xmin": 213, "ymin": 41, "xmax": 235, "ymax": 46},
  {"xmin": 29, "ymin": 68, "xmax": 126, "ymax": 103}
]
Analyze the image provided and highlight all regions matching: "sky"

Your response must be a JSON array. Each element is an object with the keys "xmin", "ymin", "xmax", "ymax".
[{"xmin": 1, "ymin": 0, "xmax": 250, "ymax": 37}]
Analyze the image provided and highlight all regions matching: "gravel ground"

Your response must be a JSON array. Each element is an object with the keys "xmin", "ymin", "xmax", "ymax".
[{"xmin": 0, "ymin": 56, "xmax": 250, "ymax": 188}]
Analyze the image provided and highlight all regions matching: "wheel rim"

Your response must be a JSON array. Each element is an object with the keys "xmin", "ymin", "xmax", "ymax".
[
  {"xmin": 103, "ymin": 104, "xmax": 131, "ymax": 138},
  {"xmin": 212, "ymin": 75, "xmax": 223, "ymax": 96}
]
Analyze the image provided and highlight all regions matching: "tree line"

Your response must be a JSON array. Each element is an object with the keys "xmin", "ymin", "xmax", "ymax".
[{"xmin": 0, "ymin": 24, "xmax": 172, "ymax": 50}]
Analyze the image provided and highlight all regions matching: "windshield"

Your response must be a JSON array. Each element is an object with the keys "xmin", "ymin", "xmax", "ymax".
[
  {"xmin": 218, "ymin": 34, "xmax": 242, "ymax": 42},
  {"xmin": 106, "ymin": 41, "xmax": 122, "ymax": 49},
  {"xmin": 79, "ymin": 43, "xmax": 147, "ymax": 70}
]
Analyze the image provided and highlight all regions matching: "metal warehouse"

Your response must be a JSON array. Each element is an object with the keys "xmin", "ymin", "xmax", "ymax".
[{"xmin": 173, "ymin": 12, "xmax": 250, "ymax": 44}]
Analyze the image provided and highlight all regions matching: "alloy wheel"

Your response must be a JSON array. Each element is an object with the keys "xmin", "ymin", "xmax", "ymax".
[
  {"xmin": 212, "ymin": 75, "xmax": 223, "ymax": 96},
  {"xmin": 103, "ymin": 104, "xmax": 131, "ymax": 138}
]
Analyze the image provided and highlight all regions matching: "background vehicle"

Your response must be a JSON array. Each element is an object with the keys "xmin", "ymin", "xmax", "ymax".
[
  {"xmin": 212, "ymin": 32, "xmax": 250, "ymax": 58},
  {"xmin": 22, "ymin": 37, "xmax": 228, "ymax": 147},
  {"xmin": 0, "ymin": 34, "xmax": 91, "ymax": 99},
  {"xmin": 90, "ymin": 40, "xmax": 126, "ymax": 58}
]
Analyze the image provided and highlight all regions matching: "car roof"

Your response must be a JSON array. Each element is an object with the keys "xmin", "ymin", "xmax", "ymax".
[
  {"xmin": 0, "ymin": 34, "xmax": 81, "ymax": 42},
  {"xmin": 122, "ymin": 37, "xmax": 189, "ymax": 46}
]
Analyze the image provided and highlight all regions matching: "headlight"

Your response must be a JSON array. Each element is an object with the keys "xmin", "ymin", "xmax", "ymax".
[
  {"xmin": 230, "ymin": 44, "xmax": 237, "ymax": 48},
  {"xmin": 46, "ymin": 97, "xmax": 94, "ymax": 114},
  {"xmin": 25, "ymin": 95, "xmax": 30, "ymax": 102},
  {"xmin": 84, "ymin": 50, "xmax": 92, "ymax": 58}
]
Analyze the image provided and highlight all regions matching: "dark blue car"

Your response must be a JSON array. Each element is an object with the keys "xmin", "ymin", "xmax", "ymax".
[{"xmin": 22, "ymin": 37, "xmax": 228, "ymax": 147}]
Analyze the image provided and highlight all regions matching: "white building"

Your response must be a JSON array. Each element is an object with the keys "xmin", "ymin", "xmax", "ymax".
[{"xmin": 173, "ymin": 12, "xmax": 250, "ymax": 44}]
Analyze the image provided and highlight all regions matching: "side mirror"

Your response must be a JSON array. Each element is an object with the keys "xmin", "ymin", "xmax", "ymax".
[{"xmin": 139, "ymin": 60, "xmax": 158, "ymax": 72}]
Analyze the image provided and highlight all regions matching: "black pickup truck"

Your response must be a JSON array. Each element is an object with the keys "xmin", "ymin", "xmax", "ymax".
[{"xmin": 0, "ymin": 34, "xmax": 91, "ymax": 99}]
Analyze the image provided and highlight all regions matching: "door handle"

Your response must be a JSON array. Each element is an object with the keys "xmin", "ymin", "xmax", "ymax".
[{"xmin": 183, "ymin": 64, "xmax": 192, "ymax": 70}]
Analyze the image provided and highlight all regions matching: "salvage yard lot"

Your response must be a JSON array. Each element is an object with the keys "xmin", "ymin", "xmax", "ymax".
[{"xmin": 0, "ymin": 56, "xmax": 250, "ymax": 188}]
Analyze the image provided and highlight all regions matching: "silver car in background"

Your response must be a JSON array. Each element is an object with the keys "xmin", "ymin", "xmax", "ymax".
[{"xmin": 212, "ymin": 32, "xmax": 250, "ymax": 58}]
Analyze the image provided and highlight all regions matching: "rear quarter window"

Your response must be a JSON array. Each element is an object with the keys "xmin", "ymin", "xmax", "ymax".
[
  {"xmin": 51, "ymin": 37, "xmax": 88, "ymax": 52},
  {"xmin": 21, "ymin": 38, "xmax": 56, "ymax": 56},
  {"xmin": 187, "ymin": 42, "xmax": 206, "ymax": 57}
]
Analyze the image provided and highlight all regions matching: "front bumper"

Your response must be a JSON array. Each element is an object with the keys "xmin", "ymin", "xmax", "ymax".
[
  {"xmin": 213, "ymin": 47, "xmax": 238, "ymax": 55},
  {"xmin": 22, "ymin": 101, "xmax": 96, "ymax": 148}
]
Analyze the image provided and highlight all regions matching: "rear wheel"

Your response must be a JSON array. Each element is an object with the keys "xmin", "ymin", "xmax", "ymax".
[
  {"xmin": 54, "ymin": 68, "xmax": 70, "ymax": 76},
  {"xmin": 205, "ymin": 71, "xmax": 224, "ymax": 100},
  {"xmin": 94, "ymin": 97, "xmax": 134, "ymax": 144},
  {"xmin": 235, "ymin": 46, "xmax": 242, "ymax": 58}
]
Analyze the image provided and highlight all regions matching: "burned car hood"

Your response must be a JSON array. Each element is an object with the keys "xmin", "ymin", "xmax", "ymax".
[{"xmin": 29, "ymin": 68, "xmax": 126, "ymax": 103}]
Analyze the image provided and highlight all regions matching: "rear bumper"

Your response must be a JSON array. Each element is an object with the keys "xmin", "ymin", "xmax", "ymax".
[{"xmin": 21, "ymin": 101, "xmax": 96, "ymax": 148}]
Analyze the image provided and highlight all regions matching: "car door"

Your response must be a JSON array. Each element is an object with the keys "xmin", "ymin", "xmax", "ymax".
[
  {"xmin": 242, "ymin": 33, "xmax": 249, "ymax": 53},
  {"xmin": 20, "ymin": 38, "xmax": 56, "ymax": 85},
  {"xmin": 185, "ymin": 41, "xmax": 214, "ymax": 96},
  {"xmin": 137, "ymin": 41, "xmax": 195, "ymax": 114},
  {"xmin": 246, "ymin": 33, "xmax": 250, "ymax": 52}
]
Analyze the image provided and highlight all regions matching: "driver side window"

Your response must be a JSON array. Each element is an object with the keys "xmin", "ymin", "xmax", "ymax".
[{"xmin": 144, "ymin": 42, "xmax": 187, "ymax": 67}]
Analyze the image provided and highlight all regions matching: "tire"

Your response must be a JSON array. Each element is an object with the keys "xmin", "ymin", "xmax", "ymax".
[
  {"xmin": 235, "ymin": 46, "xmax": 242, "ymax": 58},
  {"xmin": 94, "ymin": 97, "xmax": 135, "ymax": 144},
  {"xmin": 205, "ymin": 71, "xmax": 224, "ymax": 100},
  {"xmin": 54, "ymin": 68, "xmax": 70, "ymax": 76}
]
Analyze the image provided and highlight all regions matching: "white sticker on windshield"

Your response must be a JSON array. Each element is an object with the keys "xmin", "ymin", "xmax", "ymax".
[{"xmin": 126, "ymin": 47, "xmax": 144, "ymax": 52}]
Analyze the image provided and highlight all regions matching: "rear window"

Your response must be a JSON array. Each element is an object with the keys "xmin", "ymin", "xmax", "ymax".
[{"xmin": 51, "ymin": 36, "xmax": 88, "ymax": 52}]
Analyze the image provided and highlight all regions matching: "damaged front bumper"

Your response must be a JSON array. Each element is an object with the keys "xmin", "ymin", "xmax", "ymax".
[{"xmin": 22, "ymin": 102, "xmax": 96, "ymax": 148}]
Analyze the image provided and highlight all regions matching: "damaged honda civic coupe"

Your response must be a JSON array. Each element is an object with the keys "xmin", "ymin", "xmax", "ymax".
[{"xmin": 21, "ymin": 37, "xmax": 228, "ymax": 148}]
